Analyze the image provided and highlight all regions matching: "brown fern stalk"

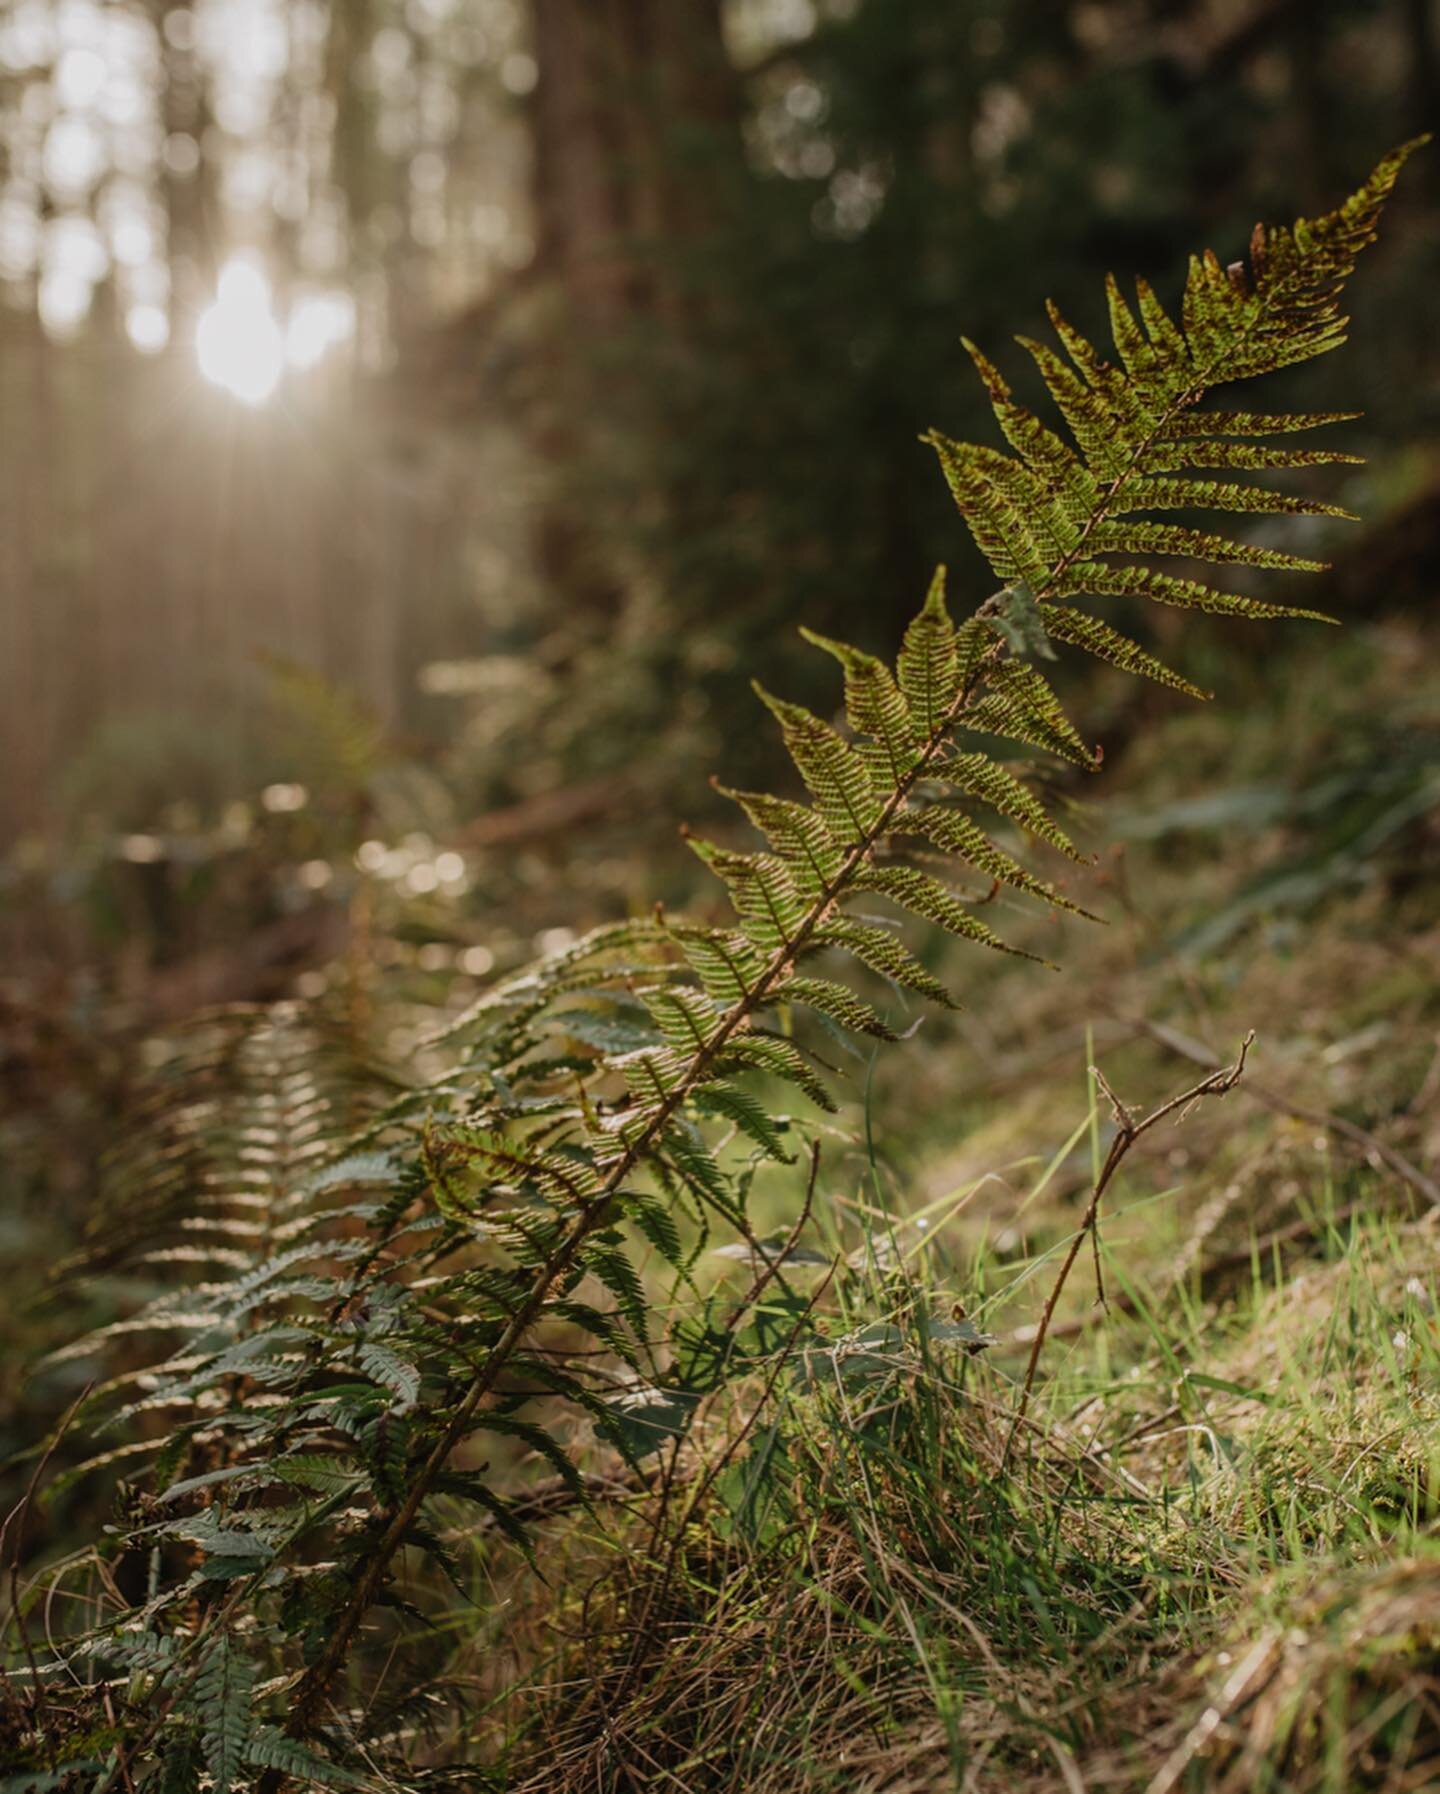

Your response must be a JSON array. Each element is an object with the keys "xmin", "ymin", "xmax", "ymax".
[
  {"xmin": 271, "ymin": 631, "xmax": 1010, "ymax": 1755},
  {"xmin": 247, "ymin": 139, "xmax": 1425, "ymax": 1783}
]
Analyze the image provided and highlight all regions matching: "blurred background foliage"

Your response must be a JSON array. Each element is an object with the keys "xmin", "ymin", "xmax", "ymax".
[
  {"xmin": 0, "ymin": 0, "xmax": 1436, "ymax": 1376},
  {"xmin": 3, "ymin": 0, "xmax": 1437, "ymax": 842}
]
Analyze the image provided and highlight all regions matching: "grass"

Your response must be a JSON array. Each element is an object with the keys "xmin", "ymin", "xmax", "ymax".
[
  {"xmin": 453, "ymin": 1174, "xmax": 1438, "ymax": 1790},
  {"xmin": 432, "ymin": 615, "xmax": 1440, "ymax": 1792},
  {"xmin": 5, "ymin": 613, "xmax": 1437, "ymax": 1792},
  {"xmin": 465, "ymin": 1164, "xmax": 1437, "ymax": 1790}
]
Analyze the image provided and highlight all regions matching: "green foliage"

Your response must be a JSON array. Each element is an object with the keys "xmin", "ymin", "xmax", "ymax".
[
  {"xmin": 925, "ymin": 140, "xmax": 1425, "ymax": 676},
  {"xmin": 3, "ymin": 147, "xmax": 1420, "ymax": 1791}
]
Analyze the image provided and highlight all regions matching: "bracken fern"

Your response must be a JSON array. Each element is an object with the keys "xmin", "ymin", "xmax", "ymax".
[{"xmin": 2, "ymin": 140, "xmax": 1424, "ymax": 1794}]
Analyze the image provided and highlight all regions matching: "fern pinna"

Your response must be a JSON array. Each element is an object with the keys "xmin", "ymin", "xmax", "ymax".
[{"xmin": 7, "ymin": 142, "xmax": 1421, "ymax": 1792}]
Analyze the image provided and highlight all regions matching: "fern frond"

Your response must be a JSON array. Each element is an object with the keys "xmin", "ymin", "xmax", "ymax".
[
  {"xmin": 849, "ymin": 864, "xmax": 1044, "ymax": 963},
  {"xmin": 76, "ymin": 1005, "xmax": 394, "ymax": 1278},
  {"xmin": 811, "ymin": 917, "xmax": 958, "ymax": 1009},
  {"xmin": 772, "ymin": 973, "xmax": 898, "ymax": 1041},
  {"xmin": 192, "ymin": 1635, "xmax": 255, "ymax": 1794},
  {"xmin": 1039, "ymin": 607, "xmax": 1209, "ymax": 698},
  {"xmin": 929, "ymin": 751, "xmax": 1084, "ymax": 860},
  {"xmin": 927, "ymin": 138, "xmax": 1426, "ymax": 679},
  {"xmin": 965, "ymin": 659, "xmax": 1099, "ymax": 768},
  {"xmin": 32, "ymin": 147, "xmax": 1420, "ymax": 1787}
]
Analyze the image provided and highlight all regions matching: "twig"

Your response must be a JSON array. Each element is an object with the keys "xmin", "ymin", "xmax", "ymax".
[
  {"xmin": 1014, "ymin": 1198, "xmax": 1365, "ymax": 1348},
  {"xmin": 725, "ymin": 1139, "xmax": 823, "ymax": 1329},
  {"xmin": 1, "ymin": 1383, "xmax": 93, "ymax": 1744},
  {"xmin": 1002, "ymin": 1033, "xmax": 1253, "ymax": 1469},
  {"xmin": 1126, "ymin": 1013, "xmax": 1440, "ymax": 1211}
]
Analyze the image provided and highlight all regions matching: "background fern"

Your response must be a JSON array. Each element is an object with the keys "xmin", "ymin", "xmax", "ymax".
[{"xmin": 2, "ymin": 142, "xmax": 1422, "ymax": 1793}]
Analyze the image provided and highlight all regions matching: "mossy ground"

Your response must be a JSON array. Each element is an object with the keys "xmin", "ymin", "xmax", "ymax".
[{"xmin": 455, "ymin": 612, "xmax": 1440, "ymax": 1792}]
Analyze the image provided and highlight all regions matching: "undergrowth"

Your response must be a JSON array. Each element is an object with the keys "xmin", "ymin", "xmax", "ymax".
[{"xmin": 3, "ymin": 142, "xmax": 1437, "ymax": 1794}]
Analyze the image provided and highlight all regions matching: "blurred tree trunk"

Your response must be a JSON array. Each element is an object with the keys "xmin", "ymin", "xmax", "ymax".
[
  {"xmin": 1405, "ymin": 0, "xmax": 1440, "ymax": 198},
  {"xmin": 530, "ymin": 0, "xmax": 738, "ymax": 325},
  {"xmin": 526, "ymin": 1, "xmax": 742, "ymax": 612}
]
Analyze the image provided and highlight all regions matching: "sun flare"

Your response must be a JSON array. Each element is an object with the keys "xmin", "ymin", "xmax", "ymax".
[{"xmin": 195, "ymin": 257, "xmax": 284, "ymax": 405}]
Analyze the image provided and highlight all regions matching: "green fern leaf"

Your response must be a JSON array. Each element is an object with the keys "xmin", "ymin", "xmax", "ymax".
[
  {"xmin": 672, "ymin": 924, "xmax": 767, "ymax": 1006},
  {"xmin": 799, "ymin": 627, "xmax": 918, "ymax": 781},
  {"xmin": 687, "ymin": 838, "xmax": 809, "ymax": 950},
  {"xmin": 932, "ymin": 751, "xmax": 1084, "ymax": 860},
  {"xmin": 618, "ymin": 1188, "xmax": 690, "ymax": 1268},
  {"xmin": 896, "ymin": 567, "xmax": 960, "ymax": 739},
  {"xmin": 50, "ymin": 152, "xmax": 1419, "ymax": 1780},
  {"xmin": 582, "ymin": 1244, "xmax": 651, "ymax": 1340},
  {"xmin": 475, "ymin": 1413, "xmax": 587, "ymax": 1496},
  {"xmin": 811, "ymin": 917, "xmax": 958, "ymax": 1009},
  {"xmin": 967, "ymin": 661, "xmax": 1099, "ymax": 768},
  {"xmin": 772, "ymin": 973, "xmax": 897, "ymax": 1040},
  {"xmin": 930, "ymin": 138, "xmax": 1423, "ymax": 671},
  {"xmin": 641, "ymin": 983, "xmax": 725, "ymax": 1053},
  {"xmin": 548, "ymin": 1298, "xmax": 645, "ymax": 1368},
  {"xmin": 719, "ymin": 1034, "xmax": 838, "ymax": 1111},
  {"xmin": 1107, "ymin": 475, "xmax": 1354, "ymax": 521},
  {"xmin": 890, "ymin": 803, "xmax": 1090, "ymax": 914},
  {"xmin": 615, "ymin": 1046, "xmax": 691, "ymax": 1110},
  {"xmin": 194, "ymin": 1636, "xmax": 255, "ymax": 1794},
  {"xmin": 849, "ymin": 864, "xmax": 1043, "ymax": 961},
  {"xmin": 356, "ymin": 1342, "xmax": 421, "ymax": 1410},
  {"xmin": 424, "ymin": 1126, "xmax": 600, "ymax": 1211},
  {"xmin": 1039, "ymin": 605, "xmax": 1210, "ymax": 698},
  {"xmin": 691, "ymin": 1080, "xmax": 795, "ymax": 1161},
  {"xmin": 1161, "ymin": 406, "xmax": 1362, "ymax": 438},
  {"xmin": 1083, "ymin": 518, "xmax": 1327, "ymax": 573},
  {"xmin": 245, "ymin": 1728, "xmax": 363, "ymax": 1788},
  {"xmin": 1054, "ymin": 562, "xmax": 1335, "ymax": 623},
  {"xmin": 658, "ymin": 1117, "xmax": 736, "ymax": 1209},
  {"xmin": 752, "ymin": 683, "xmax": 882, "ymax": 841},
  {"xmin": 714, "ymin": 783, "xmax": 842, "ymax": 894}
]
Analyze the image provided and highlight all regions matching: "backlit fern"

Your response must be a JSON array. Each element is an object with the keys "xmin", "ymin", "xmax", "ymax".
[{"xmin": 2, "ymin": 141, "xmax": 1423, "ymax": 1793}]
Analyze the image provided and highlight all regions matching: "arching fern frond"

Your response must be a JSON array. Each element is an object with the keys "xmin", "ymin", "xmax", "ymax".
[
  {"xmin": 19, "ymin": 147, "xmax": 1421, "ymax": 1794},
  {"xmin": 71, "ymin": 1005, "xmax": 395, "ymax": 1282},
  {"xmin": 925, "ymin": 138, "xmax": 1427, "ymax": 664}
]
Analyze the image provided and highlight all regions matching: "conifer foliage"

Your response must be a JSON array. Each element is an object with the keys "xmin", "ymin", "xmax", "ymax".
[{"xmin": 3, "ymin": 143, "xmax": 1423, "ymax": 1792}]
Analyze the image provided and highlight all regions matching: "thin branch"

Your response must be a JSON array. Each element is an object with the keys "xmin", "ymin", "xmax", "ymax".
[
  {"xmin": 1002, "ymin": 1033, "xmax": 1253, "ymax": 1468},
  {"xmin": 1127, "ymin": 1013, "xmax": 1440, "ymax": 1211}
]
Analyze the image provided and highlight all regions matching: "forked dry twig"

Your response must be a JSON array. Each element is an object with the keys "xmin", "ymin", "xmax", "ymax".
[
  {"xmin": 1126, "ymin": 1013, "xmax": 1440, "ymax": 1211},
  {"xmin": 1002, "ymin": 1032, "xmax": 1254, "ymax": 1467}
]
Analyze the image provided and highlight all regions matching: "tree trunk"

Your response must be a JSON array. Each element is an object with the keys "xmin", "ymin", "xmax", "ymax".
[
  {"xmin": 526, "ymin": 0, "xmax": 743, "ymax": 612},
  {"xmin": 530, "ymin": 0, "xmax": 738, "ymax": 326}
]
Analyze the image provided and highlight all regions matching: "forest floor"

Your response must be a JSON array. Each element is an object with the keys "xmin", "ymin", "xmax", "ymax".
[
  {"xmin": 464, "ymin": 611, "xmax": 1440, "ymax": 1792},
  {"xmin": 3, "ymin": 604, "xmax": 1437, "ymax": 1794}
]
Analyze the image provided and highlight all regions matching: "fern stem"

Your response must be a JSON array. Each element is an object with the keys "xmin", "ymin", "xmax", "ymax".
[{"xmin": 272, "ymin": 643, "xmax": 1005, "ymax": 1760}]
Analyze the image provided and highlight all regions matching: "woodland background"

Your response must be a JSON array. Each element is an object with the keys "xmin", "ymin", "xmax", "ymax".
[
  {"xmin": 3, "ymin": 0, "xmax": 1437, "ymax": 1010},
  {"xmin": 2, "ymin": 5, "xmax": 1440, "ymax": 1787}
]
